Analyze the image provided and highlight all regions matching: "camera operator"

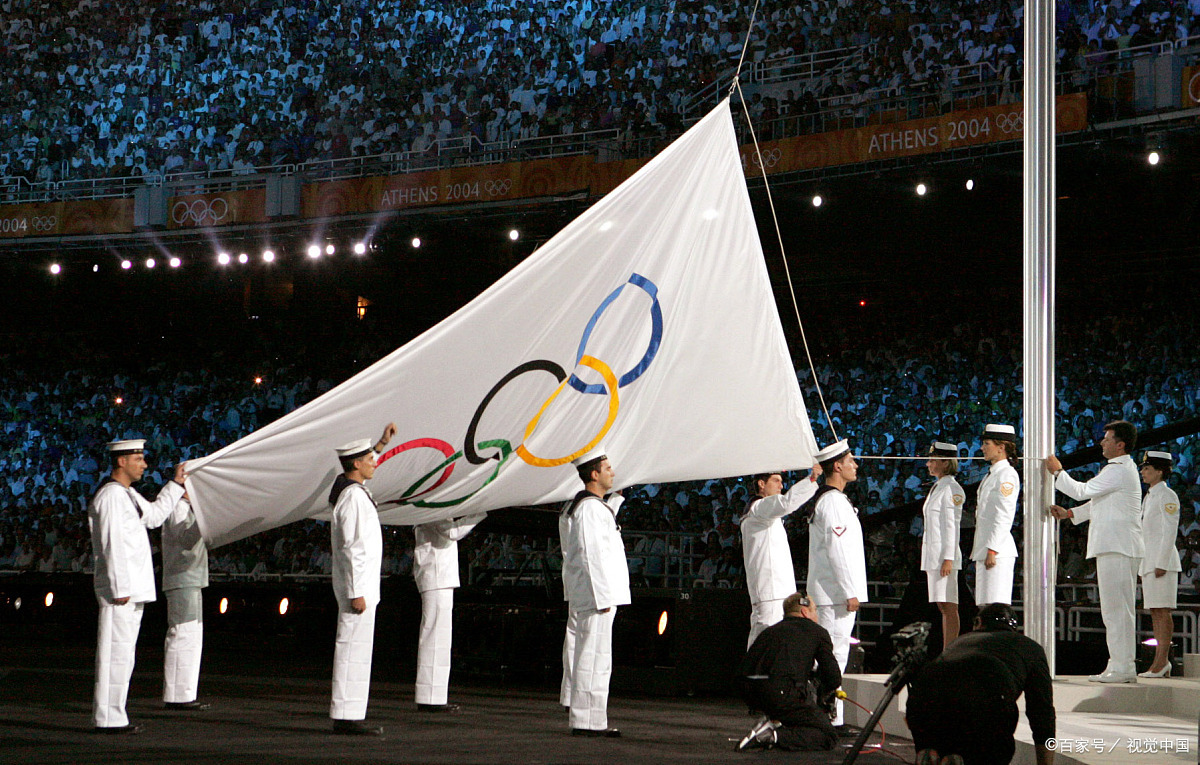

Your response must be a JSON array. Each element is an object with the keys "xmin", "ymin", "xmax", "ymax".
[
  {"xmin": 906, "ymin": 604, "xmax": 1055, "ymax": 765},
  {"xmin": 735, "ymin": 591, "xmax": 840, "ymax": 752}
]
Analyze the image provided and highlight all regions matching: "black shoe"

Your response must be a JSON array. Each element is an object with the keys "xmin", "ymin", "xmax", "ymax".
[
  {"xmin": 736, "ymin": 716, "xmax": 778, "ymax": 752},
  {"xmin": 416, "ymin": 703, "xmax": 460, "ymax": 713},
  {"xmin": 164, "ymin": 700, "xmax": 211, "ymax": 711},
  {"xmin": 95, "ymin": 723, "xmax": 143, "ymax": 735},
  {"xmin": 332, "ymin": 719, "xmax": 384, "ymax": 736},
  {"xmin": 572, "ymin": 727, "xmax": 621, "ymax": 738}
]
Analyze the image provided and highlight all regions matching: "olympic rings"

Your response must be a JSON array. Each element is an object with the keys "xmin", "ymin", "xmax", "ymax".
[
  {"xmin": 995, "ymin": 112, "xmax": 1024, "ymax": 134},
  {"xmin": 376, "ymin": 437, "xmax": 456, "ymax": 501},
  {"xmin": 172, "ymin": 197, "xmax": 229, "ymax": 226},
  {"xmin": 31, "ymin": 215, "xmax": 58, "ymax": 232},
  {"xmin": 517, "ymin": 355, "xmax": 619, "ymax": 468},
  {"xmin": 752, "ymin": 148, "xmax": 782, "ymax": 169},
  {"xmin": 464, "ymin": 360, "xmax": 566, "ymax": 465},
  {"xmin": 568, "ymin": 273, "xmax": 663, "ymax": 394},
  {"xmin": 484, "ymin": 179, "xmax": 513, "ymax": 196},
  {"xmin": 403, "ymin": 439, "xmax": 512, "ymax": 508}
]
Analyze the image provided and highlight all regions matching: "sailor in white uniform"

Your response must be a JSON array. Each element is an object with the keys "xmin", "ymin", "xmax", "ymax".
[
  {"xmin": 921, "ymin": 441, "xmax": 965, "ymax": 649},
  {"xmin": 328, "ymin": 423, "xmax": 396, "ymax": 735},
  {"xmin": 413, "ymin": 512, "xmax": 486, "ymax": 711},
  {"xmin": 1049, "ymin": 419, "xmax": 1144, "ymax": 683},
  {"xmin": 161, "ymin": 494, "xmax": 210, "ymax": 710},
  {"xmin": 1136, "ymin": 451, "xmax": 1181, "ymax": 678},
  {"xmin": 806, "ymin": 440, "xmax": 867, "ymax": 728},
  {"xmin": 741, "ymin": 464, "xmax": 821, "ymax": 648},
  {"xmin": 88, "ymin": 439, "xmax": 187, "ymax": 734},
  {"xmin": 559, "ymin": 445, "xmax": 629, "ymax": 738},
  {"xmin": 972, "ymin": 424, "xmax": 1020, "ymax": 605}
]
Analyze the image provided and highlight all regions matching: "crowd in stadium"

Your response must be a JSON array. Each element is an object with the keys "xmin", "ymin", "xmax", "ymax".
[
  {"xmin": 2, "ymin": 0, "xmax": 1197, "ymax": 184},
  {"xmin": 2, "ymin": 302, "xmax": 1197, "ymax": 602}
]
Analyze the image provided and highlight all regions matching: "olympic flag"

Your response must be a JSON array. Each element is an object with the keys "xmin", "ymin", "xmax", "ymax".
[{"xmin": 185, "ymin": 100, "xmax": 818, "ymax": 548}]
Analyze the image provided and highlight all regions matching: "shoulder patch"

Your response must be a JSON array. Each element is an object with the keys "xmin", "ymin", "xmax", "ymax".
[
  {"xmin": 1000, "ymin": 483, "xmax": 1015, "ymax": 497},
  {"xmin": 953, "ymin": 494, "xmax": 965, "ymax": 506},
  {"xmin": 1165, "ymin": 503, "xmax": 1179, "ymax": 516}
]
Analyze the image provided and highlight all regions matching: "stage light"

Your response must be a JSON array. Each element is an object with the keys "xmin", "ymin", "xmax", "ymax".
[
  {"xmin": 508, "ymin": 229, "xmax": 520, "ymax": 241},
  {"xmin": 859, "ymin": 300, "xmax": 867, "ymax": 307},
  {"xmin": 811, "ymin": 194, "xmax": 823, "ymax": 207},
  {"xmin": 237, "ymin": 253, "xmax": 249, "ymax": 264},
  {"xmin": 121, "ymin": 259, "xmax": 132, "ymax": 270},
  {"xmin": 145, "ymin": 258, "xmax": 156, "ymax": 269},
  {"xmin": 411, "ymin": 237, "xmax": 422, "ymax": 249},
  {"xmin": 12, "ymin": 597, "xmax": 20, "ymax": 611},
  {"xmin": 353, "ymin": 242, "xmax": 367, "ymax": 255},
  {"xmin": 219, "ymin": 597, "xmax": 229, "ymax": 614},
  {"xmin": 325, "ymin": 243, "xmax": 335, "ymax": 255},
  {"xmin": 657, "ymin": 610, "xmax": 669, "ymax": 636},
  {"xmin": 965, "ymin": 179, "xmax": 975, "ymax": 190},
  {"xmin": 849, "ymin": 636, "xmax": 861, "ymax": 645},
  {"xmin": 217, "ymin": 252, "xmax": 231, "ymax": 265},
  {"xmin": 49, "ymin": 263, "xmax": 61, "ymax": 275},
  {"xmin": 114, "ymin": 396, "xmax": 123, "ymax": 405},
  {"xmin": 44, "ymin": 592, "xmax": 54, "ymax": 607},
  {"xmin": 279, "ymin": 597, "xmax": 290, "ymax": 616},
  {"xmin": 254, "ymin": 376, "xmax": 263, "ymax": 385},
  {"xmin": 92, "ymin": 264, "xmax": 99, "ymax": 273},
  {"xmin": 1143, "ymin": 637, "xmax": 1159, "ymax": 646},
  {"xmin": 169, "ymin": 257, "xmax": 182, "ymax": 268},
  {"xmin": 262, "ymin": 249, "xmax": 275, "ymax": 263},
  {"xmin": 1148, "ymin": 151, "xmax": 1161, "ymax": 165},
  {"xmin": 307, "ymin": 244, "xmax": 321, "ymax": 259},
  {"xmin": 916, "ymin": 183, "xmax": 928, "ymax": 196}
]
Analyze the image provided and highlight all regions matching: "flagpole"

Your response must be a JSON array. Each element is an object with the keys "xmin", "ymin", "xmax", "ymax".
[{"xmin": 1023, "ymin": 0, "xmax": 1057, "ymax": 674}]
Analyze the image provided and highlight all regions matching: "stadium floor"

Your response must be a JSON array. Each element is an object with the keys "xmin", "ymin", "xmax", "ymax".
[{"xmin": 0, "ymin": 643, "xmax": 912, "ymax": 764}]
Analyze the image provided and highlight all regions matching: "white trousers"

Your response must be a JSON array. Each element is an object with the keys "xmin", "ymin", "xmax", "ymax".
[
  {"xmin": 94, "ymin": 600, "xmax": 144, "ymax": 727},
  {"xmin": 747, "ymin": 598, "xmax": 785, "ymax": 649},
  {"xmin": 817, "ymin": 604, "xmax": 857, "ymax": 727},
  {"xmin": 1097, "ymin": 553, "xmax": 1138, "ymax": 674},
  {"xmin": 163, "ymin": 587, "xmax": 203, "ymax": 703},
  {"xmin": 974, "ymin": 557, "xmax": 1016, "ymax": 605},
  {"xmin": 567, "ymin": 607, "xmax": 617, "ymax": 731},
  {"xmin": 559, "ymin": 610, "xmax": 577, "ymax": 707},
  {"xmin": 415, "ymin": 588, "xmax": 454, "ymax": 705},
  {"xmin": 330, "ymin": 602, "xmax": 377, "ymax": 720}
]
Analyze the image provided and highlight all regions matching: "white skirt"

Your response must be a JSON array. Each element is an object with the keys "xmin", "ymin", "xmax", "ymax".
[
  {"xmin": 926, "ymin": 569, "xmax": 959, "ymax": 604},
  {"xmin": 1141, "ymin": 570, "xmax": 1178, "ymax": 609}
]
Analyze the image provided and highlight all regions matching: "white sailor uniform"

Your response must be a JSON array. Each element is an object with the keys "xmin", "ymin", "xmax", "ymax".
[
  {"xmin": 807, "ymin": 487, "xmax": 868, "ymax": 726},
  {"xmin": 1058, "ymin": 455, "xmax": 1144, "ymax": 675},
  {"xmin": 162, "ymin": 497, "xmax": 208, "ymax": 704},
  {"xmin": 559, "ymin": 491, "xmax": 629, "ymax": 732},
  {"xmin": 921, "ymin": 476, "xmax": 965, "ymax": 603},
  {"xmin": 413, "ymin": 513, "xmax": 485, "ymax": 706},
  {"xmin": 329, "ymin": 477, "xmax": 383, "ymax": 721},
  {"xmin": 1140, "ymin": 482, "xmax": 1182, "ymax": 609},
  {"xmin": 89, "ymin": 477, "xmax": 184, "ymax": 727},
  {"xmin": 741, "ymin": 476, "xmax": 820, "ymax": 647},
  {"xmin": 971, "ymin": 460, "xmax": 1020, "ymax": 605}
]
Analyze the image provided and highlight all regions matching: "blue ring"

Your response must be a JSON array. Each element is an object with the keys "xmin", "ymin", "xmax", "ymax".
[{"xmin": 567, "ymin": 273, "xmax": 663, "ymax": 394}]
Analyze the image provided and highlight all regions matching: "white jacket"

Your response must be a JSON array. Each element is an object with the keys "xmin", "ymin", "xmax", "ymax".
[
  {"xmin": 413, "ymin": 513, "xmax": 485, "ymax": 592},
  {"xmin": 806, "ymin": 489, "xmax": 869, "ymax": 606},
  {"xmin": 971, "ymin": 460, "xmax": 1020, "ymax": 560},
  {"xmin": 921, "ymin": 476, "xmax": 964, "ymax": 571},
  {"xmin": 1058, "ymin": 454, "xmax": 1144, "ymax": 559},
  {"xmin": 741, "ymin": 477, "xmax": 819, "ymax": 604},
  {"xmin": 1139, "ymin": 482, "xmax": 1181, "ymax": 575},
  {"xmin": 331, "ymin": 482, "xmax": 383, "ymax": 607},
  {"xmin": 560, "ymin": 492, "xmax": 630, "ymax": 612},
  {"xmin": 162, "ymin": 498, "xmax": 209, "ymax": 591},
  {"xmin": 89, "ymin": 478, "xmax": 184, "ymax": 603}
]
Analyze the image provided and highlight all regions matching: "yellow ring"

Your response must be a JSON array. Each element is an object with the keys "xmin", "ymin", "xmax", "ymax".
[{"xmin": 516, "ymin": 355, "xmax": 619, "ymax": 468}]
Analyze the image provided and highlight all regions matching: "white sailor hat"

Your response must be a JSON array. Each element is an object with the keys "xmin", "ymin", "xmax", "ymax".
[
  {"xmin": 335, "ymin": 439, "xmax": 374, "ymax": 460},
  {"xmin": 814, "ymin": 439, "xmax": 851, "ymax": 464},
  {"xmin": 571, "ymin": 444, "xmax": 608, "ymax": 469},
  {"xmin": 929, "ymin": 441, "xmax": 958, "ymax": 457},
  {"xmin": 1141, "ymin": 450, "xmax": 1173, "ymax": 466},
  {"xmin": 982, "ymin": 423, "xmax": 1017, "ymax": 442},
  {"xmin": 106, "ymin": 439, "xmax": 146, "ymax": 454}
]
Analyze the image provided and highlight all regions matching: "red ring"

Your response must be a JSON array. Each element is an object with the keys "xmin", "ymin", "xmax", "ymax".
[{"xmin": 376, "ymin": 438, "xmax": 456, "ymax": 500}]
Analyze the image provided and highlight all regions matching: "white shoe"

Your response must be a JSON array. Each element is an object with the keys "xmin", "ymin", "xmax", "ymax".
[
  {"xmin": 735, "ymin": 716, "xmax": 779, "ymax": 751},
  {"xmin": 1090, "ymin": 671, "xmax": 1137, "ymax": 684},
  {"xmin": 1138, "ymin": 664, "xmax": 1171, "ymax": 678}
]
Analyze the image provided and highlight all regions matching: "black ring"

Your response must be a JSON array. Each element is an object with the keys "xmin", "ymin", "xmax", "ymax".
[{"xmin": 463, "ymin": 359, "xmax": 566, "ymax": 465}]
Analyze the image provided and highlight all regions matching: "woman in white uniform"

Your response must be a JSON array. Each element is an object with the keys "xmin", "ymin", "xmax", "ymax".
[
  {"xmin": 1138, "ymin": 450, "xmax": 1182, "ymax": 678},
  {"xmin": 971, "ymin": 424, "xmax": 1020, "ymax": 605},
  {"xmin": 921, "ymin": 441, "xmax": 966, "ymax": 649}
]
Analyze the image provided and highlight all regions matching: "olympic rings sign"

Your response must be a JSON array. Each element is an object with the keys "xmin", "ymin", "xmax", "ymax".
[
  {"xmin": 172, "ymin": 198, "xmax": 230, "ymax": 226},
  {"xmin": 751, "ymin": 148, "xmax": 782, "ymax": 169},
  {"xmin": 484, "ymin": 179, "xmax": 513, "ymax": 196},
  {"xmin": 31, "ymin": 215, "xmax": 58, "ymax": 232},
  {"xmin": 377, "ymin": 272, "xmax": 663, "ymax": 509},
  {"xmin": 994, "ymin": 112, "xmax": 1024, "ymax": 134}
]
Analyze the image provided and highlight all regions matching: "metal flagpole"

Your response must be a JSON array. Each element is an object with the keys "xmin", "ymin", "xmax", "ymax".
[{"xmin": 1023, "ymin": 0, "xmax": 1057, "ymax": 674}]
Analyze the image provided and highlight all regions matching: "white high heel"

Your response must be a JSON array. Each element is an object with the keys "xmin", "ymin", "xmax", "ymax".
[{"xmin": 1138, "ymin": 664, "xmax": 1172, "ymax": 678}]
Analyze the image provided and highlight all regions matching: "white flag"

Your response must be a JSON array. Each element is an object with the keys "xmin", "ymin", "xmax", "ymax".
[{"xmin": 186, "ymin": 100, "xmax": 817, "ymax": 548}]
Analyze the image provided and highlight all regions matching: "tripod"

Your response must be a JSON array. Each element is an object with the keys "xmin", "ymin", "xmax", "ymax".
[{"xmin": 842, "ymin": 622, "xmax": 930, "ymax": 765}]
